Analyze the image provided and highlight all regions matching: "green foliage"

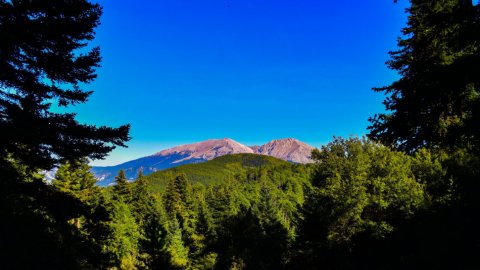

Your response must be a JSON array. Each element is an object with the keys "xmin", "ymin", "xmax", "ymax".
[
  {"xmin": 367, "ymin": 1, "xmax": 480, "ymax": 268},
  {"xmin": 165, "ymin": 218, "xmax": 190, "ymax": 268},
  {"xmin": 90, "ymin": 153, "xmax": 311, "ymax": 269},
  {"xmin": 369, "ymin": 0, "xmax": 480, "ymax": 153},
  {"xmin": 411, "ymin": 148, "xmax": 452, "ymax": 204},
  {"xmin": 113, "ymin": 169, "xmax": 133, "ymax": 201},
  {"xmin": 1, "ymin": 158, "xmax": 104, "ymax": 269},
  {"xmin": 0, "ymin": 0, "xmax": 130, "ymax": 171},
  {"xmin": 291, "ymin": 137, "xmax": 449, "ymax": 269},
  {"xmin": 144, "ymin": 154, "xmax": 292, "ymax": 192},
  {"xmin": 310, "ymin": 137, "xmax": 426, "ymax": 243},
  {"xmin": 108, "ymin": 153, "xmax": 311, "ymax": 269},
  {"xmin": 164, "ymin": 174, "xmax": 194, "ymax": 234},
  {"xmin": 0, "ymin": 1, "xmax": 129, "ymax": 267},
  {"xmin": 101, "ymin": 199, "xmax": 142, "ymax": 268},
  {"xmin": 52, "ymin": 159, "xmax": 107, "ymax": 250},
  {"xmin": 53, "ymin": 159, "xmax": 98, "ymax": 202},
  {"xmin": 103, "ymin": 171, "xmax": 170, "ymax": 269}
]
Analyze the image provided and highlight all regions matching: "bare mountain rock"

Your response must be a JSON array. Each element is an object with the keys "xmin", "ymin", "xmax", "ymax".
[
  {"xmin": 91, "ymin": 138, "xmax": 253, "ymax": 185},
  {"xmin": 153, "ymin": 138, "xmax": 254, "ymax": 163},
  {"xmin": 90, "ymin": 138, "xmax": 314, "ymax": 186},
  {"xmin": 251, "ymin": 138, "xmax": 315, "ymax": 163}
]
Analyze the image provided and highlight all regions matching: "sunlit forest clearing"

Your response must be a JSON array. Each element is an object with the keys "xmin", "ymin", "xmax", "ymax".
[{"xmin": 1, "ymin": 0, "xmax": 479, "ymax": 269}]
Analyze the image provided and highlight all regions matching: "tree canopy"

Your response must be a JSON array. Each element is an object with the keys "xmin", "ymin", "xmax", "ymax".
[
  {"xmin": 0, "ymin": 0, "xmax": 130, "ymax": 171},
  {"xmin": 0, "ymin": 1, "xmax": 130, "ymax": 268},
  {"xmin": 369, "ymin": 0, "xmax": 480, "ymax": 153}
]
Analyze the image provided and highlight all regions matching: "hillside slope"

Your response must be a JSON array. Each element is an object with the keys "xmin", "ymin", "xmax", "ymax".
[
  {"xmin": 252, "ymin": 138, "xmax": 315, "ymax": 163},
  {"xmin": 91, "ymin": 138, "xmax": 316, "ymax": 186},
  {"xmin": 91, "ymin": 138, "xmax": 254, "ymax": 185},
  {"xmin": 143, "ymin": 153, "xmax": 310, "ymax": 193}
]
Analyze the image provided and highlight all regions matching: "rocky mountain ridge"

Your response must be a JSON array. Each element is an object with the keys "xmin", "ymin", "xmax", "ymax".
[
  {"xmin": 251, "ymin": 138, "xmax": 314, "ymax": 164},
  {"xmin": 89, "ymin": 138, "xmax": 315, "ymax": 186}
]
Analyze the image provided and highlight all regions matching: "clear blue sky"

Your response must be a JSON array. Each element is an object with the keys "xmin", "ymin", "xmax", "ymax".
[{"xmin": 75, "ymin": 0, "xmax": 409, "ymax": 166}]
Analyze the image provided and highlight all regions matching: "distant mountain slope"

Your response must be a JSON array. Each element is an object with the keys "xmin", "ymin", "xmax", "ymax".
[
  {"xmin": 91, "ymin": 138, "xmax": 254, "ymax": 186},
  {"xmin": 91, "ymin": 138, "xmax": 315, "ymax": 186},
  {"xmin": 143, "ymin": 153, "xmax": 309, "ymax": 193},
  {"xmin": 251, "ymin": 138, "xmax": 315, "ymax": 163},
  {"xmin": 152, "ymin": 138, "xmax": 254, "ymax": 163}
]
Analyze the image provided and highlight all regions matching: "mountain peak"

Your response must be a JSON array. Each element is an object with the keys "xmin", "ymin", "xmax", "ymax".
[
  {"xmin": 152, "ymin": 138, "xmax": 254, "ymax": 163},
  {"xmin": 90, "ymin": 138, "xmax": 315, "ymax": 186},
  {"xmin": 252, "ymin": 138, "xmax": 314, "ymax": 163},
  {"xmin": 267, "ymin": 138, "xmax": 299, "ymax": 143}
]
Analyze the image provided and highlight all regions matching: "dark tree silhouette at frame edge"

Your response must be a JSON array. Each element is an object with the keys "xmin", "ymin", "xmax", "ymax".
[
  {"xmin": 0, "ymin": 0, "xmax": 130, "ymax": 268},
  {"xmin": 367, "ymin": 1, "xmax": 480, "ymax": 269},
  {"xmin": 368, "ymin": 0, "xmax": 480, "ymax": 153},
  {"xmin": 0, "ymin": 0, "xmax": 130, "ymax": 171}
]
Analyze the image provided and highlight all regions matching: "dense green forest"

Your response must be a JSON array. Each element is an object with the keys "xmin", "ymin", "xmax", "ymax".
[
  {"xmin": 1, "ymin": 0, "xmax": 479, "ymax": 269},
  {"xmin": 142, "ymin": 154, "xmax": 310, "ymax": 192}
]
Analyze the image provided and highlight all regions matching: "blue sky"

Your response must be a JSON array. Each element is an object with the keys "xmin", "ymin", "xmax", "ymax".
[{"xmin": 75, "ymin": 0, "xmax": 409, "ymax": 166}]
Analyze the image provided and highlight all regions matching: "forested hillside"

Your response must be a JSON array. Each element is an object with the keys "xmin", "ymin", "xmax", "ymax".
[
  {"xmin": 142, "ymin": 153, "xmax": 308, "ymax": 192},
  {"xmin": 91, "ymin": 138, "xmax": 314, "ymax": 186},
  {"xmin": 49, "ymin": 153, "xmax": 313, "ymax": 269},
  {"xmin": 38, "ymin": 144, "xmax": 440, "ymax": 269},
  {"xmin": 18, "ymin": 139, "xmax": 448, "ymax": 269}
]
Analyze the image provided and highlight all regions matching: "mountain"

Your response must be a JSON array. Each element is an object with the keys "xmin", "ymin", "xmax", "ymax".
[
  {"xmin": 91, "ymin": 138, "xmax": 315, "ymax": 186},
  {"xmin": 153, "ymin": 138, "xmax": 254, "ymax": 162},
  {"xmin": 91, "ymin": 138, "xmax": 253, "ymax": 185},
  {"xmin": 143, "ymin": 153, "xmax": 303, "ymax": 193},
  {"xmin": 251, "ymin": 138, "xmax": 315, "ymax": 163}
]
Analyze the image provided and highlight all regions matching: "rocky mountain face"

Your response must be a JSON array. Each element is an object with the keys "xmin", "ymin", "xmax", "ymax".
[
  {"xmin": 251, "ymin": 138, "xmax": 315, "ymax": 163},
  {"xmin": 90, "ymin": 138, "xmax": 315, "ymax": 186},
  {"xmin": 153, "ymin": 138, "xmax": 254, "ymax": 163}
]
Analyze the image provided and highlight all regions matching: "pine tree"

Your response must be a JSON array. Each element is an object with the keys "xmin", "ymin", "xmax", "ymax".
[
  {"xmin": 53, "ymin": 159, "xmax": 97, "ymax": 198},
  {"xmin": 165, "ymin": 218, "xmax": 190, "ymax": 268},
  {"xmin": 53, "ymin": 159, "xmax": 99, "ymax": 229},
  {"xmin": 0, "ymin": 1, "xmax": 130, "ymax": 268},
  {"xmin": 367, "ymin": 2, "xmax": 480, "ymax": 268},
  {"xmin": 102, "ymin": 199, "xmax": 142, "ymax": 269},
  {"xmin": 113, "ymin": 169, "xmax": 132, "ymax": 201},
  {"xmin": 134, "ymin": 170, "xmax": 149, "ymax": 203},
  {"xmin": 0, "ymin": 0, "xmax": 130, "ymax": 172},
  {"xmin": 130, "ymin": 169, "xmax": 169, "ymax": 268},
  {"xmin": 369, "ymin": 0, "xmax": 480, "ymax": 152},
  {"xmin": 164, "ymin": 174, "xmax": 190, "ymax": 223}
]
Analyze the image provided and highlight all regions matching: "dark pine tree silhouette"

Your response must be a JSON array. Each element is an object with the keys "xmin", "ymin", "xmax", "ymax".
[
  {"xmin": 0, "ymin": 1, "xmax": 130, "ymax": 268},
  {"xmin": 368, "ymin": 0, "xmax": 480, "ymax": 153},
  {"xmin": 367, "ymin": 1, "xmax": 480, "ymax": 269},
  {"xmin": 0, "ymin": 0, "xmax": 130, "ymax": 171},
  {"xmin": 113, "ymin": 169, "xmax": 132, "ymax": 201}
]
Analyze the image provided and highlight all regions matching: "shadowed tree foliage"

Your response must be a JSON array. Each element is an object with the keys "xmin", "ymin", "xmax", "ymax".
[
  {"xmin": 53, "ymin": 159, "xmax": 97, "ymax": 197},
  {"xmin": 114, "ymin": 169, "xmax": 133, "ymax": 201},
  {"xmin": 366, "ymin": 1, "xmax": 480, "ymax": 269},
  {"xmin": 293, "ymin": 138, "xmax": 429, "ymax": 269},
  {"xmin": 131, "ymin": 171, "xmax": 169, "ymax": 268},
  {"xmin": 0, "ymin": 1, "xmax": 130, "ymax": 268},
  {"xmin": 0, "ymin": 158, "xmax": 105, "ymax": 269},
  {"xmin": 214, "ymin": 184, "xmax": 293, "ymax": 270},
  {"xmin": 52, "ymin": 159, "xmax": 99, "ymax": 229},
  {"xmin": 368, "ymin": 0, "xmax": 480, "ymax": 153},
  {"xmin": 164, "ymin": 174, "xmax": 193, "ymax": 231},
  {"xmin": 101, "ymin": 198, "xmax": 142, "ymax": 269},
  {"xmin": 0, "ymin": 0, "xmax": 130, "ymax": 171}
]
